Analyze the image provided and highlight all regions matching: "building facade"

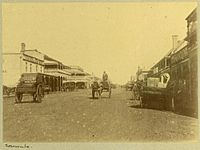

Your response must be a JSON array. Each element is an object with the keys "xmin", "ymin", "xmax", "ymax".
[
  {"xmin": 141, "ymin": 8, "xmax": 197, "ymax": 117},
  {"xmin": 63, "ymin": 66, "xmax": 91, "ymax": 89},
  {"xmin": 170, "ymin": 8, "xmax": 197, "ymax": 117},
  {"xmin": 185, "ymin": 8, "xmax": 198, "ymax": 117},
  {"xmin": 3, "ymin": 43, "xmax": 44, "ymax": 87},
  {"xmin": 44, "ymin": 55, "xmax": 70, "ymax": 91}
]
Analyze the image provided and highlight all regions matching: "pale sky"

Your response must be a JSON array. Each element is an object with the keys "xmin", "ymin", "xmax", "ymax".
[{"xmin": 2, "ymin": 2, "xmax": 197, "ymax": 84}]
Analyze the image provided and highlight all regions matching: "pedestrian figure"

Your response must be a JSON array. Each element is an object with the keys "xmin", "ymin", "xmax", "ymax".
[
  {"xmin": 132, "ymin": 82, "xmax": 139, "ymax": 100},
  {"xmin": 102, "ymin": 71, "xmax": 108, "ymax": 82}
]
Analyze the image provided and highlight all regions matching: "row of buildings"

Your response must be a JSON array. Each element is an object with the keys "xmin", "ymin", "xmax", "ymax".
[
  {"xmin": 3, "ymin": 43, "xmax": 99, "ymax": 93},
  {"xmin": 135, "ymin": 8, "xmax": 197, "ymax": 117}
]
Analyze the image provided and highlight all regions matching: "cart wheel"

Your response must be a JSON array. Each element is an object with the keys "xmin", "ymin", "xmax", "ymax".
[
  {"xmin": 36, "ymin": 85, "xmax": 43, "ymax": 103},
  {"xmin": 92, "ymin": 89, "xmax": 95, "ymax": 99},
  {"xmin": 15, "ymin": 93, "xmax": 23, "ymax": 103},
  {"xmin": 42, "ymin": 89, "xmax": 45, "ymax": 98},
  {"xmin": 33, "ymin": 93, "xmax": 37, "ymax": 102},
  {"xmin": 98, "ymin": 89, "xmax": 102, "ymax": 99},
  {"xmin": 109, "ymin": 88, "xmax": 111, "ymax": 98},
  {"xmin": 139, "ymin": 96, "xmax": 143, "ymax": 108}
]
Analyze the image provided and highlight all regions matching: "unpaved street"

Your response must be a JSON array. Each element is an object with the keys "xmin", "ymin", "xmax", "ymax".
[{"xmin": 3, "ymin": 88, "xmax": 198, "ymax": 142}]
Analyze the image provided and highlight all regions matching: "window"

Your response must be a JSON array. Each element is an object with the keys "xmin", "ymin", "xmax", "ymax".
[{"xmin": 30, "ymin": 64, "xmax": 32, "ymax": 72}]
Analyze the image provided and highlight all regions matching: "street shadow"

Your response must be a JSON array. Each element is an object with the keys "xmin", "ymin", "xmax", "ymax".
[
  {"xmin": 128, "ymin": 103, "xmax": 167, "ymax": 113},
  {"xmin": 15, "ymin": 101, "xmax": 36, "ymax": 104},
  {"xmin": 88, "ymin": 97, "xmax": 99, "ymax": 100},
  {"xmin": 128, "ymin": 104, "xmax": 195, "ymax": 119},
  {"xmin": 88, "ymin": 96, "xmax": 110, "ymax": 100},
  {"xmin": 128, "ymin": 99, "xmax": 150, "ymax": 109},
  {"xmin": 128, "ymin": 104, "xmax": 148, "ymax": 111},
  {"xmin": 99, "ymin": 96, "xmax": 110, "ymax": 99},
  {"xmin": 128, "ymin": 104, "xmax": 142, "ymax": 109},
  {"xmin": 15, "ymin": 100, "xmax": 39, "ymax": 104}
]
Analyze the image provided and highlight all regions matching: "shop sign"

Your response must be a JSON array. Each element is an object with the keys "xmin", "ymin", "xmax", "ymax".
[{"xmin": 23, "ymin": 55, "xmax": 44, "ymax": 65}]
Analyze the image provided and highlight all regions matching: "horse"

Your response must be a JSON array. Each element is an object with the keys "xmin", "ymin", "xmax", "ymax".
[
  {"xmin": 91, "ymin": 81, "xmax": 101, "ymax": 99},
  {"xmin": 91, "ymin": 80, "xmax": 112, "ymax": 99}
]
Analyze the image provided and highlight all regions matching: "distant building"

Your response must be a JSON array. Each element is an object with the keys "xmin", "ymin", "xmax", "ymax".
[
  {"xmin": 130, "ymin": 75, "xmax": 136, "ymax": 81},
  {"xmin": 3, "ymin": 43, "xmax": 44, "ymax": 87},
  {"xmin": 68, "ymin": 65, "xmax": 84, "ymax": 72},
  {"xmin": 136, "ymin": 67, "xmax": 149, "ymax": 82},
  {"xmin": 63, "ymin": 66, "xmax": 92, "ymax": 89}
]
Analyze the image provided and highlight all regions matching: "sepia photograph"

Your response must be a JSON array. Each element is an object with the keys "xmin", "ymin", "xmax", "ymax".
[{"xmin": 1, "ymin": 0, "xmax": 199, "ymax": 149}]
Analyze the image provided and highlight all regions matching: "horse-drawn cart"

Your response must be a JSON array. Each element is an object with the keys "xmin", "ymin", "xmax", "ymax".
[
  {"xmin": 91, "ymin": 80, "xmax": 112, "ymax": 99},
  {"xmin": 15, "ymin": 73, "xmax": 52, "ymax": 103},
  {"xmin": 137, "ymin": 73, "xmax": 170, "ymax": 110}
]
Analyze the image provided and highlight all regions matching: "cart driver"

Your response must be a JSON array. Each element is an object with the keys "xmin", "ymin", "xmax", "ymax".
[{"xmin": 102, "ymin": 71, "xmax": 108, "ymax": 82}]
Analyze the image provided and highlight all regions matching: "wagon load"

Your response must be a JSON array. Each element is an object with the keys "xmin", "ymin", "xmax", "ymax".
[
  {"xmin": 140, "ymin": 73, "xmax": 170, "ymax": 110},
  {"xmin": 141, "ymin": 86, "xmax": 167, "ymax": 109},
  {"xmin": 15, "ymin": 73, "xmax": 54, "ymax": 103},
  {"xmin": 91, "ymin": 80, "xmax": 112, "ymax": 99}
]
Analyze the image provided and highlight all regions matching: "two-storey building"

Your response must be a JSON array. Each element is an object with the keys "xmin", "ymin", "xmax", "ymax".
[
  {"xmin": 170, "ymin": 8, "xmax": 197, "ymax": 117},
  {"xmin": 63, "ymin": 66, "xmax": 91, "ymax": 89},
  {"xmin": 44, "ymin": 55, "xmax": 71, "ymax": 91},
  {"xmin": 185, "ymin": 8, "xmax": 198, "ymax": 117},
  {"xmin": 3, "ymin": 43, "xmax": 44, "ymax": 88}
]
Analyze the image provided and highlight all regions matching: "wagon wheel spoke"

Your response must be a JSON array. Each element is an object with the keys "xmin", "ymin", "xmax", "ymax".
[
  {"xmin": 92, "ymin": 89, "xmax": 95, "ymax": 99},
  {"xmin": 109, "ymin": 88, "xmax": 111, "ymax": 98},
  {"xmin": 15, "ymin": 93, "xmax": 23, "ymax": 103},
  {"xmin": 33, "ymin": 93, "xmax": 37, "ymax": 102}
]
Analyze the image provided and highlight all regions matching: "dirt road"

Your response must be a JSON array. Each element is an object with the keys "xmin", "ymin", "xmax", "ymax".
[{"xmin": 3, "ymin": 88, "xmax": 198, "ymax": 142}]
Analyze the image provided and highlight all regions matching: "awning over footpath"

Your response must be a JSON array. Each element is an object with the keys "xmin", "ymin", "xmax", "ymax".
[{"xmin": 44, "ymin": 60, "xmax": 59, "ymax": 65}]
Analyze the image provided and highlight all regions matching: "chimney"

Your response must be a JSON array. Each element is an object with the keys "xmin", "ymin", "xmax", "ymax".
[
  {"xmin": 172, "ymin": 35, "xmax": 178, "ymax": 50},
  {"xmin": 21, "ymin": 43, "xmax": 26, "ymax": 52}
]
